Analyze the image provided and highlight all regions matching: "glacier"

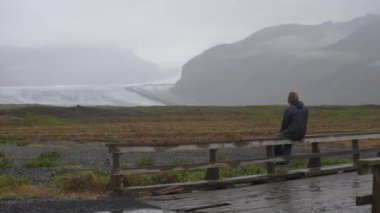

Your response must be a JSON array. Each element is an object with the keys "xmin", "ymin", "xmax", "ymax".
[{"xmin": 0, "ymin": 84, "xmax": 173, "ymax": 107}]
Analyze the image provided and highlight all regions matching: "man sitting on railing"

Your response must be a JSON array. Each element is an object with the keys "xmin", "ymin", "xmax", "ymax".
[{"xmin": 275, "ymin": 91, "xmax": 309, "ymax": 164}]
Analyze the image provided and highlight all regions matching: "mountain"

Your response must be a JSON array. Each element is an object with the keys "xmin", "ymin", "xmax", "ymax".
[
  {"xmin": 0, "ymin": 46, "xmax": 163, "ymax": 86},
  {"xmin": 172, "ymin": 14, "xmax": 380, "ymax": 105}
]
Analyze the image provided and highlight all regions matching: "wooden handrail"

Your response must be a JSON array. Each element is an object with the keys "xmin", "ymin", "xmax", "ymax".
[
  {"xmin": 356, "ymin": 157, "xmax": 380, "ymax": 213},
  {"xmin": 114, "ymin": 148, "xmax": 380, "ymax": 175},
  {"xmin": 106, "ymin": 131, "xmax": 380, "ymax": 192},
  {"xmin": 106, "ymin": 131, "xmax": 380, "ymax": 153}
]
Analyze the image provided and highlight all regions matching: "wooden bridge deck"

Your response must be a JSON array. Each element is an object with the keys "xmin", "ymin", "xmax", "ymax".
[{"xmin": 140, "ymin": 172, "xmax": 372, "ymax": 213}]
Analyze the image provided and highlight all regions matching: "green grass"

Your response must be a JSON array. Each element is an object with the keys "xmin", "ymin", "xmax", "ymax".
[
  {"xmin": 54, "ymin": 170, "xmax": 109, "ymax": 193},
  {"xmin": 137, "ymin": 157, "xmax": 155, "ymax": 167},
  {"xmin": 311, "ymin": 106, "xmax": 380, "ymax": 121},
  {"xmin": 0, "ymin": 194, "xmax": 45, "ymax": 200},
  {"xmin": 322, "ymin": 158, "xmax": 351, "ymax": 166},
  {"xmin": 1, "ymin": 105, "xmax": 380, "ymax": 143},
  {"xmin": 289, "ymin": 160, "xmax": 309, "ymax": 169},
  {"xmin": 21, "ymin": 113, "xmax": 79, "ymax": 125},
  {"xmin": 0, "ymin": 152, "xmax": 13, "ymax": 170},
  {"xmin": 105, "ymin": 140, "xmax": 131, "ymax": 144},
  {"xmin": 0, "ymin": 138, "xmax": 30, "ymax": 146},
  {"xmin": 218, "ymin": 153, "xmax": 229, "ymax": 161},
  {"xmin": 220, "ymin": 165, "xmax": 266, "ymax": 178},
  {"xmin": 23, "ymin": 151, "xmax": 61, "ymax": 168},
  {"xmin": 0, "ymin": 175, "xmax": 30, "ymax": 190}
]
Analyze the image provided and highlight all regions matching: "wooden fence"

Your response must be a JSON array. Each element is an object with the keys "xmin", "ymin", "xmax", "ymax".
[
  {"xmin": 106, "ymin": 131, "xmax": 380, "ymax": 195},
  {"xmin": 356, "ymin": 157, "xmax": 380, "ymax": 213}
]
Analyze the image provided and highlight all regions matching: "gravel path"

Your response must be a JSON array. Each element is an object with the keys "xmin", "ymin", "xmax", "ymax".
[
  {"xmin": 1, "ymin": 141, "xmax": 111, "ymax": 182},
  {"xmin": 0, "ymin": 197, "xmax": 164, "ymax": 213}
]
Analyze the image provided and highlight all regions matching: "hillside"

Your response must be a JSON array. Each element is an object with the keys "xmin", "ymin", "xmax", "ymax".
[{"xmin": 172, "ymin": 14, "xmax": 380, "ymax": 105}]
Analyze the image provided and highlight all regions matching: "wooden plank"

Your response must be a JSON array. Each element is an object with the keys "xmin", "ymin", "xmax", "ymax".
[
  {"xmin": 352, "ymin": 139, "xmax": 360, "ymax": 165},
  {"xmin": 141, "ymin": 170, "xmax": 371, "ymax": 213},
  {"xmin": 307, "ymin": 142, "xmax": 321, "ymax": 169},
  {"xmin": 111, "ymin": 139, "xmax": 295, "ymax": 153},
  {"xmin": 121, "ymin": 164, "xmax": 355, "ymax": 196},
  {"xmin": 116, "ymin": 148, "xmax": 380, "ymax": 175},
  {"xmin": 304, "ymin": 132, "xmax": 380, "ymax": 143},
  {"xmin": 110, "ymin": 152, "xmax": 123, "ymax": 190},
  {"xmin": 154, "ymin": 186, "xmax": 186, "ymax": 196},
  {"xmin": 358, "ymin": 158, "xmax": 380, "ymax": 175},
  {"xmin": 205, "ymin": 149, "xmax": 220, "ymax": 180},
  {"xmin": 356, "ymin": 194, "xmax": 372, "ymax": 205},
  {"xmin": 305, "ymin": 163, "xmax": 356, "ymax": 177},
  {"xmin": 373, "ymin": 166, "xmax": 380, "ymax": 213},
  {"xmin": 357, "ymin": 158, "xmax": 380, "ymax": 212},
  {"xmin": 357, "ymin": 157, "xmax": 380, "ymax": 167},
  {"xmin": 178, "ymin": 203, "xmax": 231, "ymax": 212},
  {"xmin": 106, "ymin": 132, "xmax": 380, "ymax": 153},
  {"xmin": 266, "ymin": 145, "xmax": 275, "ymax": 175}
]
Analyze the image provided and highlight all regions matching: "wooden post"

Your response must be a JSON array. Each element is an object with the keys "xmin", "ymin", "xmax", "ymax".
[
  {"xmin": 372, "ymin": 165, "xmax": 380, "ymax": 213},
  {"xmin": 357, "ymin": 158, "xmax": 380, "ymax": 213},
  {"xmin": 205, "ymin": 149, "xmax": 220, "ymax": 180},
  {"xmin": 308, "ymin": 142, "xmax": 321, "ymax": 169},
  {"xmin": 110, "ymin": 152, "xmax": 123, "ymax": 190},
  {"xmin": 352, "ymin": 139, "xmax": 360, "ymax": 165},
  {"xmin": 266, "ymin": 145, "xmax": 275, "ymax": 175}
]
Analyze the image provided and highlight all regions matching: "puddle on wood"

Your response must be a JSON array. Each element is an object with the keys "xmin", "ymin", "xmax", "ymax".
[{"xmin": 94, "ymin": 209, "xmax": 174, "ymax": 213}]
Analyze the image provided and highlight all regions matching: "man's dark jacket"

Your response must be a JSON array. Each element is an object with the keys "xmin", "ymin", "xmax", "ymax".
[{"xmin": 280, "ymin": 101, "xmax": 308, "ymax": 140}]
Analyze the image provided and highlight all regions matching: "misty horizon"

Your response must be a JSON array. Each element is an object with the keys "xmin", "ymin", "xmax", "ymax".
[
  {"xmin": 2, "ymin": 0, "xmax": 380, "ymax": 71},
  {"xmin": 1, "ymin": 13, "xmax": 380, "ymax": 87},
  {"xmin": 1, "ymin": 1, "xmax": 380, "ymax": 106}
]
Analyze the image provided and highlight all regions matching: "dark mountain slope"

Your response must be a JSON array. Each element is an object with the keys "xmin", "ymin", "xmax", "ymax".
[{"xmin": 172, "ymin": 14, "xmax": 380, "ymax": 105}]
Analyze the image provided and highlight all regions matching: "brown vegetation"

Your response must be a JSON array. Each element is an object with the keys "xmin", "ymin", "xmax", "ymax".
[{"xmin": 0, "ymin": 105, "xmax": 380, "ymax": 144}]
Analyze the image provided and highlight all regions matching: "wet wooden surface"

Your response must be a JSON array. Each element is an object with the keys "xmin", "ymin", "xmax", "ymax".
[{"xmin": 141, "ymin": 172, "xmax": 372, "ymax": 212}]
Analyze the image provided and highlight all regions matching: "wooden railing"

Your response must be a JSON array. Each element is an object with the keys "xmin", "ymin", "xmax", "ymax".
[
  {"xmin": 106, "ymin": 132, "xmax": 380, "ymax": 194},
  {"xmin": 356, "ymin": 157, "xmax": 380, "ymax": 213}
]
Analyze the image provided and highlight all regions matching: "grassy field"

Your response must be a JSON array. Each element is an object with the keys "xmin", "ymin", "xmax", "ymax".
[
  {"xmin": 0, "ymin": 105, "xmax": 380, "ymax": 143},
  {"xmin": 0, "ymin": 104, "xmax": 380, "ymax": 199}
]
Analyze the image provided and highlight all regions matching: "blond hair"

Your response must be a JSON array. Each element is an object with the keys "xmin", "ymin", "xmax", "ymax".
[{"xmin": 288, "ymin": 91, "xmax": 299, "ymax": 104}]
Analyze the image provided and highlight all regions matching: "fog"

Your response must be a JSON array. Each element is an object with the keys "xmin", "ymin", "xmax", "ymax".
[{"xmin": 1, "ymin": 0, "xmax": 379, "ymax": 71}]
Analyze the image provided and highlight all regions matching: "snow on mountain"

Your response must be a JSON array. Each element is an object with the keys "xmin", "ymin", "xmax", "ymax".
[{"xmin": 0, "ymin": 84, "xmax": 170, "ymax": 106}]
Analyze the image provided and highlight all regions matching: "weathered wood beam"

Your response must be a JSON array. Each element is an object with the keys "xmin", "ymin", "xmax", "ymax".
[
  {"xmin": 357, "ymin": 157, "xmax": 380, "ymax": 213},
  {"xmin": 110, "ymin": 139, "xmax": 295, "ymax": 153},
  {"xmin": 205, "ymin": 149, "xmax": 220, "ymax": 180},
  {"xmin": 358, "ymin": 157, "xmax": 380, "ymax": 167},
  {"xmin": 266, "ymin": 146, "xmax": 275, "ymax": 175},
  {"xmin": 352, "ymin": 139, "xmax": 360, "ymax": 165},
  {"xmin": 356, "ymin": 194, "xmax": 372, "ymax": 206},
  {"xmin": 373, "ymin": 165, "xmax": 380, "ymax": 213},
  {"xmin": 307, "ymin": 142, "xmax": 321, "ymax": 169},
  {"xmin": 116, "ymin": 148, "xmax": 379, "ymax": 175},
  {"xmin": 110, "ymin": 152, "xmax": 123, "ymax": 190},
  {"xmin": 106, "ymin": 132, "xmax": 380, "ymax": 153},
  {"xmin": 120, "ymin": 164, "xmax": 356, "ymax": 196},
  {"xmin": 304, "ymin": 132, "xmax": 380, "ymax": 143}
]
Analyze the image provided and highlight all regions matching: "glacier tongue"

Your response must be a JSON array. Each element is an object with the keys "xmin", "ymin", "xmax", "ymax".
[{"xmin": 0, "ymin": 84, "xmax": 167, "ymax": 106}]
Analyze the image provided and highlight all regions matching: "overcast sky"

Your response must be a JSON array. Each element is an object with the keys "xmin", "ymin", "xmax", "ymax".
[{"xmin": 1, "ymin": 0, "xmax": 380, "ymax": 71}]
